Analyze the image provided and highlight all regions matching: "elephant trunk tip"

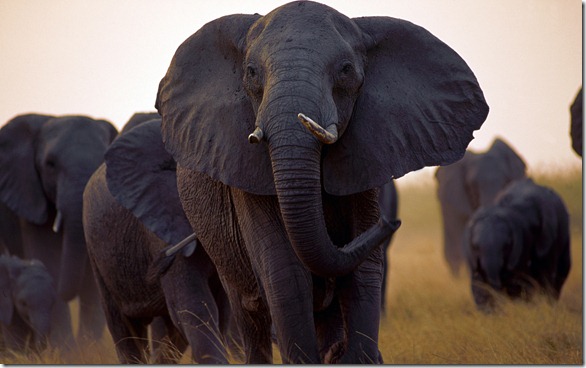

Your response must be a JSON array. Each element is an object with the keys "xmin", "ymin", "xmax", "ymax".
[{"xmin": 297, "ymin": 113, "xmax": 338, "ymax": 144}]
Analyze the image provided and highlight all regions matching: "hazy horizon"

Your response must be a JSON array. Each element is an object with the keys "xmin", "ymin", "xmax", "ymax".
[{"xmin": 0, "ymin": 0, "xmax": 582, "ymax": 186}]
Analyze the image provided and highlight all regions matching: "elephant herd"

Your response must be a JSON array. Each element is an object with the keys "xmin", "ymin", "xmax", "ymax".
[{"xmin": 0, "ymin": 1, "xmax": 578, "ymax": 364}]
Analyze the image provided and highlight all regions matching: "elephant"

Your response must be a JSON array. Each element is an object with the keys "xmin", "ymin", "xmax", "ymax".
[
  {"xmin": 0, "ymin": 254, "xmax": 73, "ymax": 352},
  {"xmin": 155, "ymin": 1, "xmax": 488, "ymax": 363},
  {"xmin": 377, "ymin": 180, "xmax": 398, "ymax": 314},
  {"xmin": 463, "ymin": 178, "xmax": 571, "ymax": 312},
  {"xmin": 570, "ymin": 87, "xmax": 582, "ymax": 157},
  {"xmin": 120, "ymin": 111, "xmax": 160, "ymax": 134},
  {"xmin": 83, "ymin": 118, "xmax": 232, "ymax": 364},
  {"xmin": 435, "ymin": 138, "xmax": 526, "ymax": 276},
  {"xmin": 0, "ymin": 113, "xmax": 117, "ymax": 342}
]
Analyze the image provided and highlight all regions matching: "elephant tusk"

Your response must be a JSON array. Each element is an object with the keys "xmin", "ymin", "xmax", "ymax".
[
  {"xmin": 52, "ymin": 211, "xmax": 63, "ymax": 233},
  {"xmin": 297, "ymin": 113, "xmax": 338, "ymax": 144},
  {"xmin": 164, "ymin": 233, "xmax": 197, "ymax": 257},
  {"xmin": 248, "ymin": 126, "xmax": 264, "ymax": 144}
]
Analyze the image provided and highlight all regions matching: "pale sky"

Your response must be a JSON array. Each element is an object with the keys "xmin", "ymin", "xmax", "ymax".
[{"xmin": 0, "ymin": 0, "xmax": 582, "ymax": 186}]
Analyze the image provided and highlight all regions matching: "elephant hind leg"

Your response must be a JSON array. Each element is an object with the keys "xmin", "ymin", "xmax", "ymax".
[
  {"xmin": 93, "ymin": 271, "xmax": 149, "ymax": 363},
  {"xmin": 150, "ymin": 316, "xmax": 186, "ymax": 364}
]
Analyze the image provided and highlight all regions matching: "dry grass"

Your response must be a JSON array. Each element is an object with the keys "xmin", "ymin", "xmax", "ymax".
[{"xmin": 2, "ymin": 169, "xmax": 582, "ymax": 364}]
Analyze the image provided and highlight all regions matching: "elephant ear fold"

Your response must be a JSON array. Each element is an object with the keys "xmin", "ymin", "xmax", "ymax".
[
  {"xmin": 435, "ymin": 152, "xmax": 475, "ymax": 217},
  {"xmin": 323, "ymin": 16, "xmax": 489, "ymax": 196},
  {"xmin": 487, "ymin": 138, "xmax": 526, "ymax": 181},
  {"xmin": 105, "ymin": 119, "xmax": 193, "ymax": 245},
  {"xmin": 0, "ymin": 114, "xmax": 53, "ymax": 224},
  {"xmin": 156, "ymin": 13, "xmax": 276, "ymax": 196}
]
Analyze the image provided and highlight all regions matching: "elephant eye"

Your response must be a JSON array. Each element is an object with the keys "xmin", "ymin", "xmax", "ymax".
[
  {"xmin": 243, "ymin": 63, "xmax": 263, "ymax": 100},
  {"xmin": 340, "ymin": 61, "xmax": 354, "ymax": 75},
  {"xmin": 246, "ymin": 65, "xmax": 256, "ymax": 78}
]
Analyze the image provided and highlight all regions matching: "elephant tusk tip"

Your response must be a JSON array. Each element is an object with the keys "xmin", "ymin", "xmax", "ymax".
[
  {"xmin": 248, "ymin": 126, "xmax": 264, "ymax": 144},
  {"xmin": 297, "ymin": 113, "xmax": 338, "ymax": 144}
]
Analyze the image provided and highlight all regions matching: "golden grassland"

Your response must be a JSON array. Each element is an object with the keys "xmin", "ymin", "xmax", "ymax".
[{"xmin": 2, "ymin": 168, "xmax": 582, "ymax": 364}]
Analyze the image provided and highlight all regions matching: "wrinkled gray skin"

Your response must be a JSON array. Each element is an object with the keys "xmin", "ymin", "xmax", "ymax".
[
  {"xmin": 435, "ymin": 138, "xmax": 526, "ymax": 276},
  {"xmin": 0, "ymin": 255, "xmax": 73, "ymax": 352},
  {"xmin": 378, "ymin": 180, "xmax": 398, "ymax": 314},
  {"xmin": 570, "ymin": 87, "xmax": 582, "ymax": 157},
  {"xmin": 0, "ymin": 114, "xmax": 117, "ymax": 342},
  {"xmin": 463, "ymin": 178, "xmax": 571, "ymax": 313},
  {"xmin": 156, "ymin": 1, "xmax": 488, "ymax": 363},
  {"xmin": 83, "ymin": 119, "xmax": 232, "ymax": 364}
]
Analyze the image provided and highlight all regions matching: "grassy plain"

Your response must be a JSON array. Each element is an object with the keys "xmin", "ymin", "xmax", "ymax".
[{"xmin": 2, "ymin": 168, "xmax": 582, "ymax": 364}]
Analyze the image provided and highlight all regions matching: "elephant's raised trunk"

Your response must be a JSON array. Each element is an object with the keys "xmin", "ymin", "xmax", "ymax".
[{"xmin": 268, "ymin": 118, "xmax": 398, "ymax": 277}]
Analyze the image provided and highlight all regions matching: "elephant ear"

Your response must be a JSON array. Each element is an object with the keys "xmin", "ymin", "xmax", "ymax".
[
  {"xmin": 105, "ymin": 119, "xmax": 193, "ymax": 245},
  {"xmin": 0, "ymin": 114, "xmax": 54, "ymax": 224},
  {"xmin": 487, "ymin": 138, "xmax": 526, "ymax": 181},
  {"xmin": 435, "ymin": 151, "xmax": 476, "ymax": 217},
  {"xmin": 156, "ymin": 14, "xmax": 275, "ymax": 195},
  {"xmin": 323, "ymin": 16, "xmax": 489, "ymax": 195}
]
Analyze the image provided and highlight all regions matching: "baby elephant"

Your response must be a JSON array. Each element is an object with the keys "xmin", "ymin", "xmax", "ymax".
[
  {"xmin": 464, "ymin": 178, "xmax": 571, "ymax": 312},
  {"xmin": 0, "ymin": 255, "xmax": 73, "ymax": 353}
]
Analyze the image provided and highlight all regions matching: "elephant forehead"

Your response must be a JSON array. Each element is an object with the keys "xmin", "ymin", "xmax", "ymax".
[{"xmin": 247, "ymin": 1, "xmax": 359, "ymax": 51}]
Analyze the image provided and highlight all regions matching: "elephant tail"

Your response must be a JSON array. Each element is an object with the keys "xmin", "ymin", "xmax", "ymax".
[{"xmin": 146, "ymin": 234, "xmax": 197, "ymax": 283}]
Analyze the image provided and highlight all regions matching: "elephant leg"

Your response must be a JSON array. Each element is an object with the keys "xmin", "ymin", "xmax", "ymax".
[
  {"xmin": 93, "ymin": 269, "xmax": 148, "ymax": 363},
  {"xmin": 150, "ymin": 316, "xmax": 186, "ymax": 364},
  {"xmin": 314, "ymin": 298, "xmax": 345, "ymax": 361},
  {"xmin": 232, "ymin": 189, "xmax": 320, "ymax": 364},
  {"xmin": 162, "ymin": 260, "xmax": 228, "ymax": 364},
  {"xmin": 211, "ymin": 275, "xmax": 242, "ymax": 359},
  {"xmin": 176, "ymin": 168, "xmax": 272, "ymax": 364},
  {"xmin": 442, "ymin": 209, "xmax": 468, "ymax": 276},
  {"xmin": 223, "ymin": 285, "xmax": 273, "ymax": 364},
  {"xmin": 335, "ymin": 190, "xmax": 384, "ymax": 364},
  {"xmin": 77, "ymin": 265, "xmax": 105, "ymax": 342}
]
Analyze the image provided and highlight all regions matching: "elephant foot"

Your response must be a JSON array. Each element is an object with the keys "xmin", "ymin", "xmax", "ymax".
[
  {"xmin": 325, "ymin": 341, "xmax": 384, "ymax": 364},
  {"xmin": 324, "ymin": 341, "xmax": 345, "ymax": 364}
]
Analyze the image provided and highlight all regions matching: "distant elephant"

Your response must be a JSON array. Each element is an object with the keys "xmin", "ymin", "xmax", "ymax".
[
  {"xmin": 155, "ymin": 1, "xmax": 488, "ymax": 363},
  {"xmin": 0, "ymin": 255, "xmax": 73, "ymax": 352},
  {"xmin": 0, "ymin": 114, "xmax": 117, "ymax": 341},
  {"xmin": 83, "ymin": 119, "xmax": 232, "ymax": 364},
  {"xmin": 378, "ymin": 180, "xmax": 399, "ymax": 314},
  {"xmin": 463, "ymin": 178, "xmax": 571, "ymax": 312},
  {"xmin": 435, "ymin": 138, "xmax": 526, "ymax": 276},
  {"xmin": 120, "ymin": 111, "xmax": 160, "ymax": 134},
  {"xmin": 570, "ymin": 87, "xmax": 582, "ymax": 157}
]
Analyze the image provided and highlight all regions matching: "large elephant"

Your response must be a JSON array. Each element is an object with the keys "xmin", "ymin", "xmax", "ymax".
[
  {"xmin": 378, "ymin": 180, "xmax": 398, "ymax": 314},
  {"xmin": 83, "ymin": 118, "xmax": 232, "ymax": 364},
  {"xmin": 435, "ymin": 138, "xmax": 526, "ymax": 276},
  {"xmin": 0, "ymin": 114, "xmax": 117, "ymax": 341},
  {"xmin": 0, "ymin": 255, "xmax": 73, "ymax": 352},
  {"xmin": 155, "ymin": 1, "xmax": 488, "ymax": 363},
  {"xmin": 570, "ymin": 87, "xmax": 582, "ymax": 157},
  {"xmin": 463, "ymin": 178, "xmax": 571, "ymax": 312}
]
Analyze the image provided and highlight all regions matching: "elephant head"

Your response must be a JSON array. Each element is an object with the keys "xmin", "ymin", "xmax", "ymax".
[
  {"xmin": 0, "ymin": 114, "xmax": 118, "ymax": 300},
  {"xmin": 156, "ymin": 1, "xmax": 489, "ymax": 277},
  {"xmin": 464, "ymin": 206, "xmax": 528, "ymax": 309},
  {"xmin": 0, "ymin": 256, "xmax": 57, "ymax": 351}
]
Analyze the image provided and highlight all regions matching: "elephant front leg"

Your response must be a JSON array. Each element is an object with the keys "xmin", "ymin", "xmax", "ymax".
[
  {"xmin": 232, "ymin": 189, "xmax": 321, "ymax": 363},
  {"xmin": 335, "ymin": 247, "xmax": 384, "ymax": 364}
]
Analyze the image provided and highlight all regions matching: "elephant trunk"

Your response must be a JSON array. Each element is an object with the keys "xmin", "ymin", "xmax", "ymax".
[
  {"xmin": 56, "ymin": 204, "xmax": 87, "ymax": 301},
  {"xmin": 29, "ymin": 312, "xmax": 51, "ymax": 351},
  {"xmin": 266, "ymin": 107, "xmax": 397, "ymax": 277}
]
